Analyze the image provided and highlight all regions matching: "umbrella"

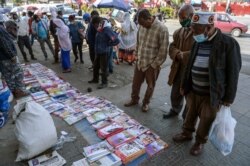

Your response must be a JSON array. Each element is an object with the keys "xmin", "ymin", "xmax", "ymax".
[
  {"xmin": 0, "ymin": 8, "xmax": 11, "ymax": 14},
  {"xmin": 93, "ymin": 0, "xmax": 130, "ymax": 12},
  {"xmin": 26, "ymin": 6, "xmax": 38, "ymax": 11},
  {"xmin": 10, "ymin": 7, "xmax": 24, "ymax": 13}
]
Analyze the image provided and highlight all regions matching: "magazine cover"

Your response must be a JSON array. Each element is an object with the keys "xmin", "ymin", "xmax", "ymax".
[
  {"xmin": 115, "ymin": 140, "xmax": 145, "ymax": 164},
  {"xmin": 97, "ymin": 123, "xmax": 124, "ymax": 139},
  {"xmin": 126, "ymin": 125, "xmax": 149, "ymax": 137},
  {"xmin": 91, "ymin": 153, "xmax": 122, "ymax": 166},
  {"xmin": 92, "ymin": 119, "xmax": 112, "ymax": 130},
  {"xmin": 86, "ymin": 112, "xmax": 107, "ymax": 124},
  {"xmin": 64, "ymin": 112, "xmax": 86, "ymax": 125},
  {"xmin": 145, "ymin": 139, "xmax": 169, "ymax": 156},
  {"xmin": 72, "ymin": 158, "xmax": 90, "ymax": 166},
  {"xmin": 137, "ymin": 131, "xmax": 160, "ymax": 146},
  {"xmin": 83, "ymin": 140, "xmax": 114, "ymax": 163},
  {"xmin": 107, "ymin": 130, "xmax": 135, "ymax": 147}
]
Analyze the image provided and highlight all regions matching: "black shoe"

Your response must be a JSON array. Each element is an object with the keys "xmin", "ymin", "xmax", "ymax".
[
  {"xmin": 163, "ymin": 109, "xmax": 178, "ymax": 119},
  {"xmin": 24, "ymin": 59, "xmax": 30, "ymax": 62},
  {"xmin": 80, "ymin": 60, "xmax": 84, "ymax": 64},
  {"xmin": 31, "ymin": 57, "xmax": 37, "ymax": 60},
  {"xmin": 88, "ymin": 80, "xmax": 98, "ymax": 84},
  {"xmin": 74, "ymin": 57, "xmax": 79, "ymax": 63},
  {"xmin": 97, "ymin": 84, "xmax": 107, "ymax": 89}
]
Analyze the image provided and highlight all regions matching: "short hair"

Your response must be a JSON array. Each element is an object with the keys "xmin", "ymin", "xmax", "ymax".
[
  {"xmin": 33, "ymin": 14, "xmax": 39, "ymax": 20},
  {"xmin": 57, "ymin": 10, "xmax": 63, "ymax": 16},
  {"xmin": 91, "ymin": 10, "xmax": 99, "ymax": 17},
  {"xmin": 68, "ymin": 15, "xmax": 75, "ymax": 21},
  {"xmin": 28, "ymin": 11, "xmax": 33, "ymax": 17},
  {"xmin": 91, "ymin": 16, "xmax": 102, "ymax": 25},
  {"xmin": 138, "ymin": 9, "xmax": 151, "ymax": 20},
  {"xmin": 178, "ymin": 4, "xmax": 195, "ymax": 17}
]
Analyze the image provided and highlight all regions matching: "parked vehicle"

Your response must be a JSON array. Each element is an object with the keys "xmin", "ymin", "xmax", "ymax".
[{"xmin": 214, "ymin": 12, "xmax": 248, "ymax": 37}]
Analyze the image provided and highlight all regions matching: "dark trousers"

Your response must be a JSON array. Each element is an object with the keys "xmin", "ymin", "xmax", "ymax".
[
  {"xmin": 54, "ymin": 37, "xmax": 60, "ymax": 62},
  {"xmin": 183, "ymin": 91, "xmax": 218, "ymax": 144},
  {"xmin": 131, "ymin": 65, "xmax": 160, "ymax": 105},
  {"xmin": 88, "ymin": 45, "xmax": 95, "ymax": 65},
  {"xmin": 37, "ymin": 37, "xmax": 54, "ymax": 58},
  {"xmin": 170, "ymin": 70, "xmax": 188, "ymax": 118},
  {"xmin": 72, "ymin": 41, "xmax": 83, "ymax": 61},
  {"xmin": 17, "ymin": 35, "xmax": 35, "ymax": 60},
  {"xmin": 93, "ymin": 53, "xmax": 108, "ymax": 84}
]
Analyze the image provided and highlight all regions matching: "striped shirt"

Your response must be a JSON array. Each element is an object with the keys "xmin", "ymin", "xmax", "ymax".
[
  {"xmin": 191, "ymin": 42, "xmax": 212, "ymax": 95},
  {"xmin": 135, "ymin": 17, "xmax": 169, "ymax": 71}
]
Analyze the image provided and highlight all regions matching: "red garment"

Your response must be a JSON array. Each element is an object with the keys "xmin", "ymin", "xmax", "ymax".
[{"xmin": 28, "ymin": 18, "xmax": 33, "ymax": 34}]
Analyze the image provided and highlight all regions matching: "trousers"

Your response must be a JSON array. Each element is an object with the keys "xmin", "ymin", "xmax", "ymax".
[{"xmin": 17, "ymin": 35, "xmax": 35, "ymax": 60}]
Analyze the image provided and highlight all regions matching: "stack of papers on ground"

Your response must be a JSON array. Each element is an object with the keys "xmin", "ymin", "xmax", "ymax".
[
  {"xmin": 28, "ymin": 151, "xmax": 66, "ymax": 166},
  {"xmin": 86, "ymin": 112, "xmax": 107, "ymax": 124},
  {"xmin": 107, "ymin": 130, "xmax": 135, "ymax": 148},
  {"xmin": 145, "ymin": 139, "xmax": 169, "ymax": 157},
  {"xmin": 97, "ymin": 123, "xmax": 124, "ymax": 139},
  {"xmin": 115, "ymin": 140, "xmax": 146, "ymax": 164},
  {"xmin": 83, "ymin": 140, "xmax": 114, "ymax": 163}
]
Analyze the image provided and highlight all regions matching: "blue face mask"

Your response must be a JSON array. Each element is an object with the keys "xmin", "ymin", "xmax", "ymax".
[{"xmin": 193, "ymin": 34, "xmax": 208, "ymax": 43}]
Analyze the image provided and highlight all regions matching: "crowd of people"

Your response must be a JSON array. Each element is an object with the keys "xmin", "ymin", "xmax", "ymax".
[{"xmin": 0, "ymin": 4, "xmax": 242, "ymax": 156}]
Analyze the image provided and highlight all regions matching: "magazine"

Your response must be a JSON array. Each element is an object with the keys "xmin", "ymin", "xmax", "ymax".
[
  {"xmin": 86, "ymin": 112, "xmax": 107, "ymax": 124},
  {"xmin": 126, "ymin": 125, "xmax": 149, "ymax": 137},
  {"xmin": 107, "ymin": 130, "xmax": 135, "ymax": 148},
  {"xmin": 83, "ymin": 140, "xmax": 114, "ymax": 163},
  {"xmin": 42, "ymin": 101, "xmax": 65, "ymax": 113},
  {"xmin": 90, "ymin": 153, "xmax": 122, "ymax": 166},
  {"xmin": 64, "ymin": 112, "xmax": 86, "ymax": 125},
  {"xmin": 145, "ymin": 139, "xmax": 168, "ymax": 156},
  {"xmin": 137, "ymin": 131, "xmax": 160, "ymax": 146},
  {"xmin": 115, "ymin": 140, "xmax": 145, "ymax": 164},
  {"xmin": 28, "ymin": 151, "xmax": 66, "ymax": 166},
  {"xmin": 92, "ymin": 119, "xmax": 112, "ymax": 130},
  {"xmin": 72, "ymin": 158, "xmax": 90, "ymax": 166},
  {"xmin": 97, "ymin": 123, "xmax": 124, "ymax": 139}
]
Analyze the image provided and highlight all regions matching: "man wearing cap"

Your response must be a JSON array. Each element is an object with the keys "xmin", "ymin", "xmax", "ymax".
[
  {"xmin": 0, "ymin": 14, "xmax": 29, "ymax": 98},
  {"xmin": 173, "ymin": 12, "xmax": 241, "ymax": 156},
  {"xmin": 164, "ymin": 4, "xmax": 195, "ymax": 119}
]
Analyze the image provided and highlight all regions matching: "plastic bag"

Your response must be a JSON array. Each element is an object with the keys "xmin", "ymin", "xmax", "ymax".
[
  {"xmin": 209, "ymin": 106, "xmax": 237, "ymax": 156},
  {"xmin": 15, "ymin": 101, "xmax": 57, "ymax": 161},
  {"xmin": 53, "ymin": 131, "xmax": 76, "ymax": 150}
]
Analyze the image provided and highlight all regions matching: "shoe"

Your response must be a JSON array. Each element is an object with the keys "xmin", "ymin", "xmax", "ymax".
[
  {"xmin": 74, "ymin": 57, "xmax": 78, "ymax": 63},
  {"xmin": 24, "ymin": 59, "xmax": 29, "ymax": 62},
  {"xmin": 80, "ymin": 60, "xmax": 84, "ymax": 64},
  {"xmin": 163, "ymin": 109, "xmax": 178, "ymax": 119},
  {"xmin": 52, "ymin": 61, "xmax": 59, "ymax": 64},
  {"xmin": 62, "ymin": 69, "xmax": 71, "ymax": 73},
  {"xmin": 172, "ymin": 132, "xmax": 192, "ymax": 143},
  {"xmin": 31, "ymin": 57, "xmax": 37, "ymax": 60},
  {"xmin": 124, "ymin": 100, "xmax": 138, "ymax": 107},
  {"xmin": 141, "ymin": 104, "xmax": 149, "ymax": 112},
  {"xmin": 97, "ymin": 84, "xmax": 107, "ymax": 89},
  {"xmin": 190, "ymin": 142, "xmax": 204, "ymax": 156},
  {"xmin": 88, "ymin": 80, "xmax": 98, "ymax": 84}
]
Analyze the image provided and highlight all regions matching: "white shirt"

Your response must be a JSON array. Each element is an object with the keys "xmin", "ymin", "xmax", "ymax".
[{"xmin": 16, "ymin": 16, "xmax": 29, "ymax": 36}]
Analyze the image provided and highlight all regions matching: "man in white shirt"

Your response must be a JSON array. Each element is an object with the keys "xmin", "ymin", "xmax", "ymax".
[{"xmin": 14, "ymin": 12, "xmax": 37, "ymax": 62}]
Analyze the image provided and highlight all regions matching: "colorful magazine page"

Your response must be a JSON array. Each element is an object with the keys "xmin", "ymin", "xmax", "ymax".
[
  {"xmin": 86, "ymin": 112, "xmax": 107, "ymax": 124},
  {"xmin": 115, "ymin": 140, "xmax": 145, "ymax": 164},
  {"xmin": 97, "ymin": 123, "xmax": 124, "ymax": 139},
  {"xmin": 137, "ymin": 131, "xmax": 160, "ymax": 146},
  {"xmin": 107, "ymin": 130, "xmax": 135, "ymax": 148},
  {"xmin": 92, "ymin": 119, "xmax": 112, "ymax": 130},
  {"xmin": 145, "ymin": 139, "xmax": 168, "ymax": 157},
  {"xmin": 64, "ymin": 111, "xmax": 86, "ymax": 125},
  {"xmin": 28, "ymin": 151, "xmax": 66, "ymax": 166},
  {"xmin": 83, "ymin": 107, "xmax": 102, "ymax": 117},
  {"xmin": 42, "ymin": 102, "xmax": 65, "ymax": 113},
  {"xmin": 90, "ymin": 153, "xmax": 122, "ymax": 166},
  {"xmin": 126, "ymin": 125, "xmax": 149, "ymax": 137},
  {"xmin": 111, "ymin": 113, "xmax": 131, "ymax": 124},
  {"xmin": 53, "ymin": 108, "xmax": 72, "ymax": 119},
  {"xmin": 31, "ymin": 91, "xmax": 49, "ymax": 100},
  {"xmin": 83, "ymin": 140, "xmax": 113, "ymax": 163}
]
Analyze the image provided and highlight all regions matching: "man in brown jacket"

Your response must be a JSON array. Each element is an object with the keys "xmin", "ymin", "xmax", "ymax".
[{"xmin": 163, "ymin": 5, "xmax": 195, "ymax": 119}]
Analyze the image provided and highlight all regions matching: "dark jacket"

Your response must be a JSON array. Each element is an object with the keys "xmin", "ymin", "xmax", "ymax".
[
  {"xmin": 0, "ymin": 26, "xmax": 17, "ymax": 61},
  {"xmin": 95, "ymin": 26, "xmax": 119, "ymax": 55},
  {"xmin": 182, "ymin": 29, "xmax": 241, "ymax": 108},
  {"xmin": 86, "ymin": 22, "xmax": 97, "ymax": 47}
]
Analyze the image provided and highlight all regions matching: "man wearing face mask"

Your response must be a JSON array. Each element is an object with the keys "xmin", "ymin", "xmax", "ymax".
[
  {"xmin": 164, "ymin": 4, "xmax": 195, "ymax": 119},
  {"xmin": 124, "ymin": 9, "xmax": 169, "ymax": 112},
  {"xmin": 173, "ymin": 12, "xmax": 241, "ymax": 156}
]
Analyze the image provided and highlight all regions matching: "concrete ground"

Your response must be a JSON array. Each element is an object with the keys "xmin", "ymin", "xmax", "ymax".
[{"xmin": 0, "ymin": 25, "xmax": 250, "ymax": 166}]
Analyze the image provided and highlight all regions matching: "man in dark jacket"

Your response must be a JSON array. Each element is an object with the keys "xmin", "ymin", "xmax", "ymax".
[
  {"xmin": 85, "ymin": 10, "xmax": 99, "ymax": 70},
  {"xmin": 0, "ymin": 15, "xmax": 28, "ymax": 98},
  {"xmin": 172, "ymin": 12, "xmax": 241, "ymax": 156},
  {"xmin": 88, "ymin": 16, "xmax": 119, "ymax": 89}
]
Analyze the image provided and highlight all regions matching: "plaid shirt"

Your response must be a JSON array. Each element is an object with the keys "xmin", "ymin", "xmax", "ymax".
[{"xmin": 135, "ymin": 18, "xmax": 169, "ymax": 71}]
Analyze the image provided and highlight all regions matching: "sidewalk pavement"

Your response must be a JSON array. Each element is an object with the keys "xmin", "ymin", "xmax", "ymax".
[{"xmin": 0, "ymin": 45, "xmax": 250, "ymax": 165}]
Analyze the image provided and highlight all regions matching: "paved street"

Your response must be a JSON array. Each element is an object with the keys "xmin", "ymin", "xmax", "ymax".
[{"xmin": 0, "ymin": 19, "xmax": 250, "ymax": 166}]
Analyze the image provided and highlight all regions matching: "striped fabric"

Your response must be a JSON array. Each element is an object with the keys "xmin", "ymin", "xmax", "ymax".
[
  {"xmin": 136, "ymin": 18, "xmax": 169, "ymax": 71},
  {"xmin": 191, "ymin": 42, "xmax": 212, "ymax": 95}
]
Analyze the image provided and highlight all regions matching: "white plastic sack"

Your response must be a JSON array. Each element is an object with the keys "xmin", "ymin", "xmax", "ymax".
[
  {"xmin": 15, "ymin": 101, "xmax": 57, "ymax": 161},
  {"xmin": 209, "ymin": 106, "xmax": 237, "ymax": 156}
]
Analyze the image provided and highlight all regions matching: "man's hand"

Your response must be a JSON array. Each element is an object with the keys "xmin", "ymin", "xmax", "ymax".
[
  {"xmin": 175, "ymin": 52, "xmax": 183, "ymax": 61},
  {"xmin": 180, "ymin": 88, "xmax": 184, "ymax": 96}
]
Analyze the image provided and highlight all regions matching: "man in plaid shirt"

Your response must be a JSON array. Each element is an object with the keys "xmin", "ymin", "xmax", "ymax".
[{"xmin": 124, "ymin": 9, "xmax": 169, "ymax": 112}]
